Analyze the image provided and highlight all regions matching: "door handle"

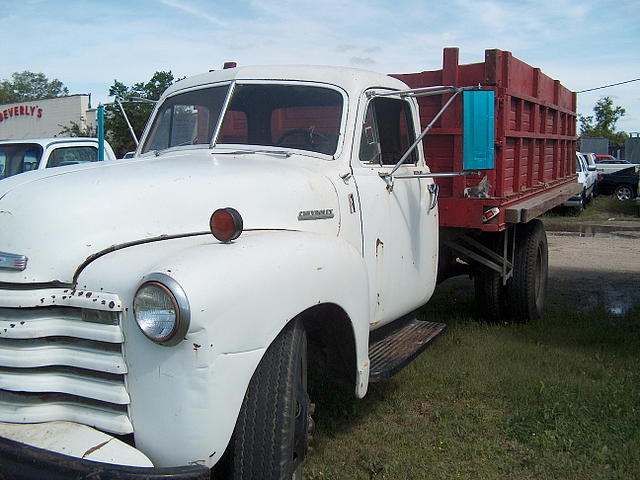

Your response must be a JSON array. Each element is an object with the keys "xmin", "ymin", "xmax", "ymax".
[{"xmin": 428, "ymin": 183, "xmax": 439, "ymax": 211}]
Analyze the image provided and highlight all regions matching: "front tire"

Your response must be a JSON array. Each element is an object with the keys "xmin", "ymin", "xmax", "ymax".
[
  {"xmin": 506, "ymin": 220, "xmax": 548, "ymax": 322},
  {"xmin": 223, "ymin": 318, "xmax": 310, "ymax": 480},
  {"xmin": 581, "ymin": 190, "xmax": 588, "ymax": 208},
  {"xmin": 615, "ymin": 184, "xmax": 635, "ymax": 201}
]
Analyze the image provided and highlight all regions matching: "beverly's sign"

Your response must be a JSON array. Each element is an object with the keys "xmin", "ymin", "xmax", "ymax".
[{"xmin": 0, "ymin": 105, "xmax": 43, "ymax": 123}]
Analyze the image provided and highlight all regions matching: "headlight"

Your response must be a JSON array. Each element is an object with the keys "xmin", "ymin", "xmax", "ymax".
[{"xmin": 133, "ymin": 273, "xmax": 190, "ymax": 346}]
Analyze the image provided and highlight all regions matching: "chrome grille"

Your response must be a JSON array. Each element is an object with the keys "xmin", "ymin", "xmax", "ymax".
[{"xmin": 0, "ymin": 303, "xmax": 131, "ymax": 435}]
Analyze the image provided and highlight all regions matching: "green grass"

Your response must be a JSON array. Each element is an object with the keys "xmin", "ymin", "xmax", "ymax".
[
  {"xmin": 304, "ymin": 280, "xmax": 640, "ymax": 480},
  {"xmin": 544, "ymin": 194, "xmax": 640, "ymax": 222}
]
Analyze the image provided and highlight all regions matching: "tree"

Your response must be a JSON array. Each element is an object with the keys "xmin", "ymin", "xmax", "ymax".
[
  {"xmin": 0, "ymin": 71, "xmax": 69, "ymax": 104},
  {"xmin": 58, "ymin": 120, "xmax": 97, "ymax": 138},
  {"xmin": 105, "ymin": 71, "xmax": 175, "ymax": 158},
  {"xmin": 579, "ymin": 96, "xmax": 628, "ymax": 148}
]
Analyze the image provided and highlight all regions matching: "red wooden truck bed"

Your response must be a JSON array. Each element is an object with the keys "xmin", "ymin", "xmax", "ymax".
[{"xmin": 393, "ymin": 48, "xmax": 580, "ymax": 232}]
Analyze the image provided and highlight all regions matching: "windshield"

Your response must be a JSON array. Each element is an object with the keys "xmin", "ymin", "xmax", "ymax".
[
  {"xmin": 0, "ymin": 143, "xmax": 43, "ymax": 179},
  {"xmin": 141, "ymin": 84, "xmax": 230, "ymax": 154},
  {"xmin": 142, "ymin": 83, "xmax": 344, "ymax": 155}
]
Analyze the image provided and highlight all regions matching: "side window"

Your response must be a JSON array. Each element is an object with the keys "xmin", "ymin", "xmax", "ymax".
[
  {"xmin": 359, "ymin": 104, "xmax": 381, "ymax": 164},
  {"xmin": 0, "ymin": 144, "xmax": 43, "ymax": 178},
  {"xmin": 47, "ymin": 146, "xmax": 98, "ymax": 168},
  {"xmin": 359, "ymin": 97, "xmax": 417, "ymax": 166}
]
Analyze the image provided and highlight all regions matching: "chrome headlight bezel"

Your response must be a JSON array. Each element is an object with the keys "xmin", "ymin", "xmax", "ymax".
[{"xmin": 133, "ymin": 273, "xmax": 190, "ymax": 346}]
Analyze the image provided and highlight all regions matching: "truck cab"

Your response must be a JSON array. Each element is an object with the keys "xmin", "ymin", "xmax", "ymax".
[
  {"xmin": 0, "ymin": 137, "xmax": 116, "ymax": 180},
  {"xmin": 0, "ymin": 66, "xmax": 441, "ymax": 479}
]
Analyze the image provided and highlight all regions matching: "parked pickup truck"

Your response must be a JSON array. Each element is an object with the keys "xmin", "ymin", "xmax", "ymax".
[
  {"xmin": 0, "ymin": 48, "xmax": 579, "ymax": 479},
  {"xmin": 591, "ymin": 154, "xmax": 634, "ymax": 175},
  {"xmin": 0, "ymin": 137, "xmax": 116, "ymax": 180},
  {"xmin": 563, "ymin": 152, "xmax": 599, "ymax": 209}
]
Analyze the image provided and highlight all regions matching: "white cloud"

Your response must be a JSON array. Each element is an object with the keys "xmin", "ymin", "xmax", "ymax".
[{"xmin": 157, "ymin": 0, "xmax": 225, "ymax": 26}]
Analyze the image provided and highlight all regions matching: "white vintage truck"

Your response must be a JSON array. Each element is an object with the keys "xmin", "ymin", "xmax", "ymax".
[{"xmin": 0, "ymin": 50, "xmax": 578, "ymax": 480}]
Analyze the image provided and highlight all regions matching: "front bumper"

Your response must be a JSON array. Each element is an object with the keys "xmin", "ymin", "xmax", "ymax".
[{"xmin": 0, "ymin": 435, "xmax": 210, "ymax": 480}]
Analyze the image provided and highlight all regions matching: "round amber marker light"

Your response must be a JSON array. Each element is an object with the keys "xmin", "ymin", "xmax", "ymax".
[{"xmin": 210, "ymin": 207, "xmax": 243, "ymax": 242}]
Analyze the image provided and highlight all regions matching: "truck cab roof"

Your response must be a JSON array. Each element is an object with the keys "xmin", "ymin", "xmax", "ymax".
[{"xmin": 164, "ymin": 65, "xmax": 409, "ymax": 99}]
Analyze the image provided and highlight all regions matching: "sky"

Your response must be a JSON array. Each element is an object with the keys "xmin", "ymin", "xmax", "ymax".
[{"xmin": 1, "ymin": 0, "xmax": 639, "ymax": 132}]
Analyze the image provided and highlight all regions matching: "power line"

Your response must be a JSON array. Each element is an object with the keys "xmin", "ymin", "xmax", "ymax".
[{"xmin": 577, "ymin": 78, "xmax": 640, "ymax": 94}]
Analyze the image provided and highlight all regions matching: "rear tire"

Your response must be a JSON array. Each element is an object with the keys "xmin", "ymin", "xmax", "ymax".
[
  {"xmin": 223, "ymin": 318, "xmax": 310, "ymax": 480},
  {"xmin": 506, "ymin": 220, "xmax": 548, "ymax": 322}
]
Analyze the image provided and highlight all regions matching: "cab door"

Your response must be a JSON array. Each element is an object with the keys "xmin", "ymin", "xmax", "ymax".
[{"xmin": 351, "ymin": 92, "xmax": 438, "ymax": 327}]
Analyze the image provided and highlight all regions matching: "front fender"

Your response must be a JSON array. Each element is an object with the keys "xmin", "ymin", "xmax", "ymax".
[
  {"xmin": 166, "ymin": 230, "xmax": 371, "ymax": 355},
  {"xmin": 77, "ymin": 230, "xmax": 371, "ymax": 469}
]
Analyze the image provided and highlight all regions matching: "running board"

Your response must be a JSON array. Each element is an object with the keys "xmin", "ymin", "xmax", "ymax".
[{"xmin": 368, "ymin": 316, "xmax": 447, "ymax": 382}]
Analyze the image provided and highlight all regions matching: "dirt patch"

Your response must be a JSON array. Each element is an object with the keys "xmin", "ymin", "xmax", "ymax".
[
  {"xmin": 547, "ymin": 230, "xmax": 640, "ymax": 315},
  {"xmin": 433, "ymin": 223, "xmax": 640, "ymax": 317}
]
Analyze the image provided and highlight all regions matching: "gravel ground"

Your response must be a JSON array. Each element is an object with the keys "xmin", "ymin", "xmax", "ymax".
[{"xmin": 547, "ymin": 227, "xmax": 640, "ymax": 314}]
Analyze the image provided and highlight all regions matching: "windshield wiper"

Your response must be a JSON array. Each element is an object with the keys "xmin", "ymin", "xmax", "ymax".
[
  {"xmin": 212, "ymin": 148, "xmax": 292, "ymax": 158},
  {"xmin": 154, "ymin": 138, "xmax": 202, "ymax": 157}
]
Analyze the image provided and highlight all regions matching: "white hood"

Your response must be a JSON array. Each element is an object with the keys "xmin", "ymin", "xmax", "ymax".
[{"xmin": 0, "ymin": 150, "xmax": 340, "ymax": 284}]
